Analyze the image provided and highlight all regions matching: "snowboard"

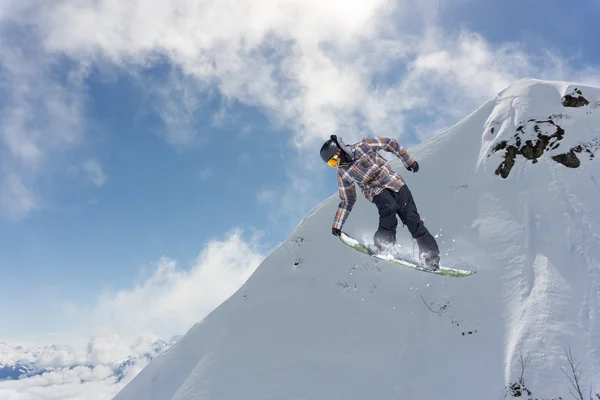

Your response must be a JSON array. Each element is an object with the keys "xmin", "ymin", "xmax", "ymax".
[{"xmin": 338, "ymin": 231, "xmax": 476, "ymax": 278}]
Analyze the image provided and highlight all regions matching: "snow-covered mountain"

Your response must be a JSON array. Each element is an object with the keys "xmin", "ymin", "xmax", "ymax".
[
  {"xmin": 113, "ymin": 78, "xmax": 600, "ymax": 400},
  {"xmin": 0, "ymin": 335, "xmax": 181, "ymax": 382}
]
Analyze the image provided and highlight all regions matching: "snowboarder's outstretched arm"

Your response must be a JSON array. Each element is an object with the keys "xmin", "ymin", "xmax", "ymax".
[
  {"xmin": 363, "ymin": 136, "xmax": 416, "ymax": 169},
  {"xmin": 332, "ymin": 172, "xmax": 356, "ymax": 234}
]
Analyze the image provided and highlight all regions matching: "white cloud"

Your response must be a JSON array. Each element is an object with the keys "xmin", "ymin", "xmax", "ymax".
[
  {"xmin": 63, "ymin": 229, "xmax": 265, "ymax": 340},
  {"xmin": 0, "ymin": 173, "xmax": 37, "ymax": 220},
  {"xmin": 143, "ymin": 70, "xmax": 209, "ymax": 150},
  {"xmin": 0, "ymin": 369, "xmax": 122, "ymax": 400},
  {"xmin": 35, "ymin": 0, "xmax": 398, "ymax": 147},
  {"xmin": 0, "ymin": 19, "xmax": 87, "ymax": 219},
  {"xmin": 82, "ymin": 160, "xmax": 107, "ymax": 187}
]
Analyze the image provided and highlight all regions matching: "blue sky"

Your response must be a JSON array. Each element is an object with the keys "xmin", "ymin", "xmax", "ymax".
[{"xmin": 1, "ymin": 0, "xmax": 599, "ymax": 342}]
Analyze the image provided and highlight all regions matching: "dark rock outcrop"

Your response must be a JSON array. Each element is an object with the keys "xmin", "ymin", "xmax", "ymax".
[
  {"xmin": 561, "ymin": 88, "xmax": 590, "ymax": 108},
  {"xmin": 552, "ymin": 140, "xmax": 599, "ymax": 168},
  {"xmin": 491, "ymin": 119, "xmax": 565, "ymax": 178}
]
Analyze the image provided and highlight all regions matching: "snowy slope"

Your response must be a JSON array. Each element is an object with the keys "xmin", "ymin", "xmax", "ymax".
[{"xmin": 113, "ymin": 78, "xmax": 600, "ymax": 400}]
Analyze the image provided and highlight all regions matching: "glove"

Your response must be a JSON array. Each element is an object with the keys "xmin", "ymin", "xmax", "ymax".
[
  {"xmin": 332, "ymin": 227, "xmax": 341, "ymax": 236},
  {"xmin": 407, "ymin": 160, "xmax": 419, "ymax": 173}
]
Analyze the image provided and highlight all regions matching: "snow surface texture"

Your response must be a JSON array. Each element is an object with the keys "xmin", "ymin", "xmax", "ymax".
[
  {"xmin": 0, "ymin": 335, "xmax": 180, "ymax": 400},
  {"xmin": 114, "ymin": 78, "xmax": 600, "ymax": 400}
]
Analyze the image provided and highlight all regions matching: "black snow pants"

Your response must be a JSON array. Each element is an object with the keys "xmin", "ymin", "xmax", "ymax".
[{"xmin": 372, "ymin": 185, "xmax": 439, "ymax": 257}]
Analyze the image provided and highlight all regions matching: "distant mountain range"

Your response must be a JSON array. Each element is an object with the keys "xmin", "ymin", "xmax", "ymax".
[{"xmin": 0, "ymin": 335, "xmax": 181, "ymax": 382}]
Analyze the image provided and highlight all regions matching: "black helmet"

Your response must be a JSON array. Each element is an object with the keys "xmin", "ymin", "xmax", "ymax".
[{"xmin": 320, "ymin": 136, "xmax": 340, "ymax": 164}]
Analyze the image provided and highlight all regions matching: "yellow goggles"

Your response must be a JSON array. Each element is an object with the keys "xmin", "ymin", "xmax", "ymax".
[{"xmin": 327, "ymin": 154, "xmax": 340, "ymax": 167}]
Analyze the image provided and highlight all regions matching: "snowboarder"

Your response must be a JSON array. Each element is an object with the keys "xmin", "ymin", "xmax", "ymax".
[{"xmin": 320, "ymin": 134, "xmax": 440, "ymax": 270}]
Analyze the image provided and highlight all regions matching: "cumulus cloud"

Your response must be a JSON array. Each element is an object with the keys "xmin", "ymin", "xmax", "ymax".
[
  {"xmin": 64, "ymin": 229, "xmax": 265, "ymax": 340},
  {"xmin": 36, "ymin": 0, "xmax": 399, "ymax": 146}
]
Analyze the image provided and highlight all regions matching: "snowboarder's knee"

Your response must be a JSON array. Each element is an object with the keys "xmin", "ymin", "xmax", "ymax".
[{"xmin": 376, "ymin": 201, "xmax": 398, "ymax": 217}]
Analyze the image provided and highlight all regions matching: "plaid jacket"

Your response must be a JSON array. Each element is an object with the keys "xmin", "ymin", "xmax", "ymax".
[{"xmin": 332, "ymin": 136, "xmax": 415, "ymax": 230}]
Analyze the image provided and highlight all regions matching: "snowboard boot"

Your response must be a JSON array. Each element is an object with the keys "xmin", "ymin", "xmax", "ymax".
[
  {"xmin": 422, "ymin": 253, "xmax": 440, "ymax": 271},
  {"xmin": 372, "ymin": 237, "xmax": 395, "ymax": 257}
]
